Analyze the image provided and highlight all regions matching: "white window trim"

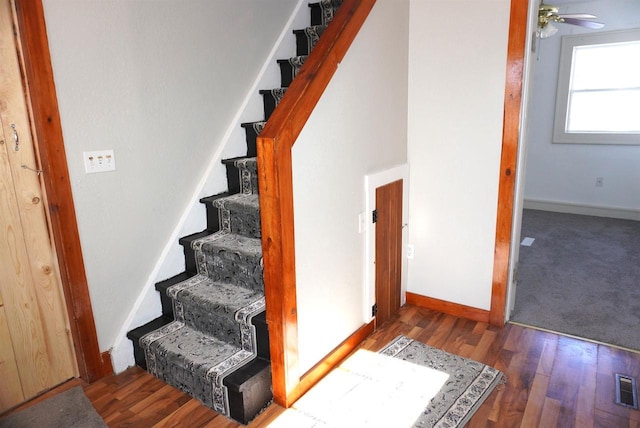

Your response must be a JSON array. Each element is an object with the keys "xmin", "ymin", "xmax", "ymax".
[{"xmin": 553, "ymin": 28, "xmax": 640, "ymax": 145}]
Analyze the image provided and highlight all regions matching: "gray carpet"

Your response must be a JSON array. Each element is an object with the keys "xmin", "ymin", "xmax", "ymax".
[
  {"xmin": 511, "ymin": 209, "xmax": 640, "ymax": 351},
  {"xmin": 0, "ymin": 386, "xmax": 106, "ymax": 428},
  {"xmin": 381, "ymin": 335, "xmax": 504, "ymax": 427}
]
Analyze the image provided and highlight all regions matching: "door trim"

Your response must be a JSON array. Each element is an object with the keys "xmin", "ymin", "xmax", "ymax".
[
  {"xmin": 13, "ymin": 0, "xmax": 110, "ymax": 381},
  {"xmin": 489, "ymin": 0, "xmax": 528, "ymax": 326}
]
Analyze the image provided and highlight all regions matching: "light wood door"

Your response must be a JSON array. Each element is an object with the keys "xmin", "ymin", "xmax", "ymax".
[
  {"xmin": 0, "ymin": 0, "xmax": 77, "ymax": 412},
  {"xmin": 374, "ymin": 179, "xmax": 403, "ymax": 328}
]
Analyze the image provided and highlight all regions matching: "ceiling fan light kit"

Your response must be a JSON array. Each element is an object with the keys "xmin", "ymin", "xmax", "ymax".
[{"xmin": 537, "ymin": 2, "xmax": 604, "ymax": 38}]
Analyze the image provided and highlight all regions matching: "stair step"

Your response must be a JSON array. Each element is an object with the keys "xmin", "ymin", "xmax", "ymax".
[
  {"xmin": 240, "ymin": 121, "xmax": 266, "ymax": 158},
  {"xmin": 293, "ymin": 25, "xmax": 327, "ymax": 56},
  {"xmin": 309, "ymin": 0, "xmax": 343, "ymax": 26},
  {"xmin": 126, "ymin": 315, "xmax": 174, "ymax": 370},
  {"xmin": 252, "ymin": 311, "xmax": 270, "ymax": 361},
  {"xmin": 168, "ymin": 274, "xmax": 265, "ymax": 349},
  {"xmin": 126, "ymin": 0, "xmax": 348, "ymax": 421},
  {"xmin": 259, "ymin": 88, "xmax": 287, "ymax": 120},
  {"xmin": 221, "ymin": 157, "xmax": 258, "ymax": 195},
  {"xmin": 277, "ymin": 56, "xmax": 307, "ymax": 88},
  {"xmin": 193, "ymin": 231, "xmax": 264, "ymax": 292},
  {"xmin": 155, "ymin": 271, "xmax": 197, "ymax": 318},
  {"xmin": 212, "ymin": 193, "xmax": 260, "ymax": 239},
  {"xmin": 140, "ymin": 321, "xmax": 256, "ymax": 415},
  {"xmin": 199, "ymin": 192, "xmax": 232, "ymax": 232},
  {"xmin": 179, "ymin": 230, "xmax": 213, "ymax": 274},
  {"xmin": 224, "ymin": 357, "xmax": 272, "ymax": 425}
]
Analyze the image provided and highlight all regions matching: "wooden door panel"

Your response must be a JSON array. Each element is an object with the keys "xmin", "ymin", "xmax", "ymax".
[
  {"xmin": 375, "ymin": 179, "xmax": 403, "ymax": 327},
  {"xmin": 0, "ymin": 304, "xmax": 24, "ymax": 410},
  {"xmin": 0, "ymin": 0, "xmax": 76, "ymax": 410}
]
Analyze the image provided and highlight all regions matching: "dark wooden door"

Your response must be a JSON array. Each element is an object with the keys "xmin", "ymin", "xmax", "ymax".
[{"xmin": 375, "ymin": 179, "xmax": 403, "ymax": 328}]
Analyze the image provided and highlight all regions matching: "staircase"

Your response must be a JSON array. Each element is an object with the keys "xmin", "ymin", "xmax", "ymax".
[{"xmin": 127, "ymin": 1, "xmax": 343, "ymax": 424}]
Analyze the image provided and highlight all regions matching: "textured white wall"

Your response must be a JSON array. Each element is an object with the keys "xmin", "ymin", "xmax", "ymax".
[
  {"xmin": 293, "ymin": 0, "xmax": 409, "ymax": 373},
  {"xmin": 524, "ymin": 0, "xmax": 640, "ymax": 212},
  {"xmin": 406, "ymin": 0, "xmax": 510, "ymax": 310},
  {"xmin": 42, "ymin": 0, "xmax": 299, "ymax": 354}
]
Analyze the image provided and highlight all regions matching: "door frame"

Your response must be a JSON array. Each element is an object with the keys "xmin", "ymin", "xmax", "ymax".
[
  {"xmin": 13, "ymin": 0, "xmax": 110, "ymax": 381},
  {"xmin": 365, "ymin": 164, "xmax": 409, "ymax": 324},
  {"xmin": 489, "ymin": 0, "xmax": 530, "ymax": 326}
]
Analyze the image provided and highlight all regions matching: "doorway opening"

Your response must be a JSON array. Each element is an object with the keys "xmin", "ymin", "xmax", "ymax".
[{"xmin": 507, "ymin": 0, "xmax": 640, "ymax": 351}]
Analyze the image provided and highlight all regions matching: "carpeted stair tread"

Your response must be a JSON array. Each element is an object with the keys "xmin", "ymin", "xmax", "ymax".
[
  {"xmin": 155, "ymin": 271, "xmax": 197, "ymax": 318},
  {"xmin": 309, "ymin": 0, "xmax": 343, "ymax": 26},
  {"xmin": 169, "ymin": 275, "xmax": 263, "ymax": 319},
  {"xmin": 212, "ymin": 193, "xmax": 261, "ymax": 238},
  {"xmin": 193, "ymin": 231, "xmax": 264, "ymax": 292},
  {"xmin": 127, "ymin": 315, "xmax": 174, "ymax": 370},
  {"xmin": 195, "ymin": 231, "xmax": 262, "ymax": 257},
  {"xmin": 140, "ymin": 321, "xmax": 255, "ymax": 414},
  {"xmin": 294, "ymin": 25, "xmax": 327, "ymax": 56},
  {"xmin": 213, "ymin": 193, "xmax": 259, "ymax": 211},
  {"xmin": 220, "ymin": 157, "xmax": 258, "ymax": 195},
  {"xmin": 168, "ymin": 274, "xmax": 265, "ymax": 348},
  {"xmin": 200, "ymin": 192, "xmax": 233, "ymax": 231},
  {"xmin": 259, "ymin": 88, "xmax": 287, "ymax": 120},
  {"xmin": 240, "ymin": 122, "xmax": 266, "ymax": 157},
  {"xmin": 277, "ymin": 56, "xmax": 307, "ymax": 87},
  {"xmin": 179, "ymin": 230, "xmax": 213, "ymax": 273}
]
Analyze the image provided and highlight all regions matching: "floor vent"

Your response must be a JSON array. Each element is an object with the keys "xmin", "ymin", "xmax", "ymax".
[{"xmin": 615, "ymin": 374, "xmax": 639, "ymax": 409}]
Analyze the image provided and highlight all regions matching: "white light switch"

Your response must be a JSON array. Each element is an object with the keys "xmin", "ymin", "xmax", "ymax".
[{"xmin": 84, "ymin": 149, "xmax": 116, "ymax": 173}]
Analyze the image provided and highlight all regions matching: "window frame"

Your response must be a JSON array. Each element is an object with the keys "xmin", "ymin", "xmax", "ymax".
[{"xmin": 553, "ymin": 28, "xmax": 640, "ymax": 145}]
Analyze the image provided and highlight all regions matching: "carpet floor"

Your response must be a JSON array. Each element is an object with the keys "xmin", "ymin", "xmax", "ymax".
[
  {"xmin": 0, "ymin": 386, "xmax": 106, "ymax": 428},
  {"xmin": 511, "ymin": 209, "xmax": 640, "ymax": 351}
]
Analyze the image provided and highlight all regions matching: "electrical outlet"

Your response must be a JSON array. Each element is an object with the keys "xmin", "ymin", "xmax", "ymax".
[
  {"xmin": 84, "ymin": 149, "xmax": 116, "ymax": 173},
  {"xmin": 596, "ymin": 177, "xmax": 604, "ymax": 187}
]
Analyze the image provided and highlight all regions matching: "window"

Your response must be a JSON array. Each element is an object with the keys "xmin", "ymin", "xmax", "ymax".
[{"xmin": 553, "ymin": 29, "xmax": 640, "ymax": 145}]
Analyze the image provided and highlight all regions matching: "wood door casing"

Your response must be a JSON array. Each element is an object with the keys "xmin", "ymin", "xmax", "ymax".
[
  {"xmin": 0, "ymin": 0, "xmax": 77, "ymax": 411},
  {"xmin": 375, "ymin": 179, "xmax": 403, "ymax": 328}
]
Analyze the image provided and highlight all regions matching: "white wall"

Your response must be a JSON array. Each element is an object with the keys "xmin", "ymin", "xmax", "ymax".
[
  {"xmin": 524, "ymin": 0, "xmax": 640, "ymax": 213},
  {"xmin": 293, "ymin": 0, "xmax": 409, "ymax": 373},
  {"xmin": 42, "ymin": 0, "xmax": 299, "ymax": 355},
  {"xmin": 406, "ymin": 0, "xmax": 511, "ymax": 310}
]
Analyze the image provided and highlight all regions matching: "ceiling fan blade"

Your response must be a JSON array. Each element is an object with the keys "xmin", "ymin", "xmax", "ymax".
[
  {"xmin": 561, "ymin": 17, "xmax": 605, "ymax": 29},
  {"xmin": 557, "ymin": 13, "xmax": 597, "ymax": 19}
]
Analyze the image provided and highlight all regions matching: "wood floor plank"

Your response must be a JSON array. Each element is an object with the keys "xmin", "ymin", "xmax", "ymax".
[
  {"xmin": 32, "ymin": 304, "xmax": 639, "ymax": 427},
  {"xmin": 520, "ymin": 374, "xmax": 550, "ymax": 426},
  {"xmin": 152, "ymin": 398, "xmax": 222, "ymax": 428},
  {"xmin": 539, "ymin": 397, "xmax": 562, "ymax": 427}
]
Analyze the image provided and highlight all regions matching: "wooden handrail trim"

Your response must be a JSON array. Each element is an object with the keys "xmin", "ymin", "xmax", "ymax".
[
  {"xmin": 258, "ymin": 0, "xmax": 377, "ymax": 406},
  {"xmin": 260, "ymin": 0, "xmax": 376, "ymax": 146}
]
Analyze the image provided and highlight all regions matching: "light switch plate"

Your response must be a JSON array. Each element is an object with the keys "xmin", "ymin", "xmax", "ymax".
[{"xmin": 84, "ymin": 149, "xmax": 116, "ymax": 173}]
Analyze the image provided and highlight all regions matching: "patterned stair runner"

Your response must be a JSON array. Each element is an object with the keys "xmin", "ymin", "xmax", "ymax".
[{"xmin": 132, "ymin": 0, "xmax": 343, "ymax": 423}]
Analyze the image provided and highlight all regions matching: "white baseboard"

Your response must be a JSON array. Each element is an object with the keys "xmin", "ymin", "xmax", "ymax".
[{"xmin": 523, "ymin": 199, "xmax": 640, "ymax": 221}]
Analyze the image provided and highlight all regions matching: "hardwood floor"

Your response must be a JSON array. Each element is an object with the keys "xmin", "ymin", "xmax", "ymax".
[{"xmin": 15, "ymin": 305, "xmax": 640, "ymax": 427}]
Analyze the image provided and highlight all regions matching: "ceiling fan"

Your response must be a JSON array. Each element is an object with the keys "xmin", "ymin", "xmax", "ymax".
[{"xmin": 538, "ymin": 2, "xmax": 605, "ymax": 38}]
